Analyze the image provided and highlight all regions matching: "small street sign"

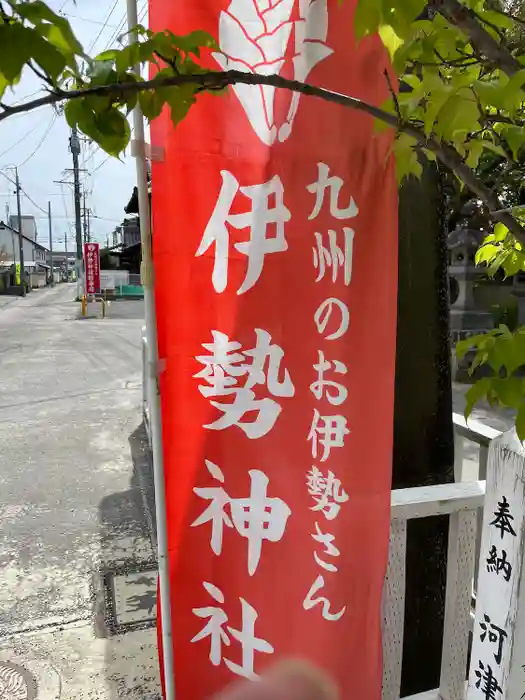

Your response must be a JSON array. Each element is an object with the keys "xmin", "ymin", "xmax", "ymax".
[{"xmin": 84, "ymin": 242, "xmax": 100, "ymax": 295}]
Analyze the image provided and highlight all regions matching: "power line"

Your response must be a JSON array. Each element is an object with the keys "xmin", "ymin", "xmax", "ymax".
[
  {"xmin": 101, "ymin": 3, "xmax": 135, "ymax": 53},
  {"xmin": 0, "ymin": 192, "xmax": 71, "ymax": 197},
  {"xmin": 58, "ymin": 178, "xmax": 76, "ymax": 235},
  {"xmin": 91, "ymin": 214, "xmax": 122, "ymax": 222},
  {"xmin": 0, "ymin": 122, "xmax": 43, "ymax": 160},
  {"xmin": 63, "ymin": 13, "xmax": 120, "ymax": 28},
  {"xmin": 103, "ymin": 13, "xmax": 127, "ymax": 49},
  {"xmin": 91, "ymin": 153, "xmax": 111, "ymax": 175},
  {"xmin": 17, "ymin": 115, "xmax": 57, "ymax": 168},
  {"xmin": 88, "ymin": 0, "xmax": 120, "ymax": 54},
  {"xmin": 84, "ymin": 129, "xmax": 132, "ymax": 171},
  {"xmin": 20, "ymin": 186, "xmax": 47, "ymax": 215},
  {"xmin": 0, "ymin": 169, "xmax": 47, "ymax": 220}
]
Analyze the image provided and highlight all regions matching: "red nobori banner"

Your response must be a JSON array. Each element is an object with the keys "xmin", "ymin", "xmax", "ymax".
[
  {"xmin": 84, "ymin": 242, "xmax": 100, "ymax": 295},
  {"xmin": 150, "ymin": 1, "xmax": 398, "ymax": 698}
]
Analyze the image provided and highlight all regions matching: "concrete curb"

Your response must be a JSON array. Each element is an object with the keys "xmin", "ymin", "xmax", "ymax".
[{"xmin": 132, "ymin": 422, "xmax": 158, "ymax": 548}]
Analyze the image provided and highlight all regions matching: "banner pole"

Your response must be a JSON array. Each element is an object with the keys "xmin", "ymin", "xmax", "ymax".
[{"xmin": 125, "ymin": 2, "xmax": 176, "ymax": 699}]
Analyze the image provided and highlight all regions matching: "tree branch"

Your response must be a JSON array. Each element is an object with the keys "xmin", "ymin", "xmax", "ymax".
[
  {"xmin": 2, "ymin": 67, "xmax": 524, "ymax": 243},
  {"xmin": 384, "ymin": 69, "xmax": 401, "ymax": 121},
  {"xmin": 432, "ymin": 0, "xmax": 522, "ymax": 76},
  {"xmin": 28, "ymin": 60, "xmax": 55, "ymax": 87},
  {"xmin": 472, "ymin": 8, "xmax": 506, "ymax": 41}
]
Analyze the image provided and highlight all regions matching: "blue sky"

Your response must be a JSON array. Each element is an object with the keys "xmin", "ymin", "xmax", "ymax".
[{"xmin": 0, "ymin": 0, "xmax": 148, "ymax": 250}]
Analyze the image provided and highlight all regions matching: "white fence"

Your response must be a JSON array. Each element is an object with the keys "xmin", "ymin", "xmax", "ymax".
[
  {"xmin": 100, "ymin": 270, "xmax": 129, "ymax": 290},
  {"xmin": 141, "ymin": 328, "xmax": 504, "ymax": 700},
  {"xmin": 385, "ymin": 473, "xmax": 486, "ymax": 700}
]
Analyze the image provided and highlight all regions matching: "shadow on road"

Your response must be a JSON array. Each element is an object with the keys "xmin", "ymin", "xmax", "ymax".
[{"xmin": 96, "ymin": 421, "xmax": 161, "ymax": 699}]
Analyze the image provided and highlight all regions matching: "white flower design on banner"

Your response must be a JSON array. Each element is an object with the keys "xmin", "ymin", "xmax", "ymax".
[{"xmin": 213, "ymin": 0, "xmax": 333, "ymax": 145}]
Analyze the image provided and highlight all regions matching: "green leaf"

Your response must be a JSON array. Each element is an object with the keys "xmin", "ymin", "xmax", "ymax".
[
  {"xmin": 503, "ymin": 251, "xmax": 522, "ymax": 276},
  {"xmin": 115, "ymin": 44, "xmax": 141, "ymax": 73},
  {"xmin": 475, "ymin": 243, "xmax": 499, "ymax": 266},
  {"xmin": 478, "ymin": 10, "xmax": 514, "ymax": 30},
  {"xmin": 0, "ymin": 72, "xmax": 8, "ymax": 102},
  {"xmin": 456, "ymin": 331, "xmax": 497, "ymax": 360},
  {"xmin": 494, "ymin": 223, "xmax": 509, "ymax": 242},
  {"xmin": 422, "ymin": 148, "xmax": 437, "ymax": 162},
  {"xmin": 394, "ymin": 133, "xmax": 422, "ymax": 183},
  {"xmin": 434, "ymin": 93, "xmax": 480, "ymax": 140},
  {"xmin": 16, "ymin": 2, "xmax": 83, "ymax": 55},
  {"xmin": 161, "ymin": 83, "xmax": 197, "ymax": 126},
  {"xmin": 464, "ymin": 378, "xmax": 492, "ymax": 419},
  {"xmin": 423, "ymin": 85, "xmax": 454, "ymax": 135},
  {"xmin": 172, "ymin": 30, "xmax": 218, "ymax": 54},
  {"xmin": 138, "ymin": 89, "xmax": 165, "ymax": 120},
  {"xmin": 28, "ymin": 30, "xmax": 67, "ymax": 80},
  {"xmin": 95, "ymin": 50, "xmax": 120, "ymax": 62},
  {"xmin": 0, "ymin": 24, "xmax": 32, "ymax": 82},
  {"xmin": 64, "ymin": 98, "xmax": 84, "ymax": 129},
  {"xmin": 95, "ymin": 110, "xmax": 131, "ymax": 156},
  {"xmin": 474, "ymin": 78, "xmax": 509, "ymax": 111},
  {"xmin": 504, "ymin": 126, "xmax": 525, "ymax": 160},
  {"xmin": 354, "ymin": 0, "xmax": 382, "ymax": 39},
  {"xmin": 493, "ymin": 377, "xmax": 525, "ymax": 409},
  {"xmin": 482, "ymin": 140, "xmax": 507, "ymax": 158},
  {"xmin": 38, "ymin": 22, "xmax": 81, "ymax": 66},
  {"xmin": 65, "ymin": 99, "xmax": 130, "ymax": 156},
  {"xmin": 466, "ymin": 140, "xmax": 484, "ymax": 169},
  {"xmin": 502, "ymin": 69, "xmax": 525, "ymax": 111},
  {"xmin": 379, "ymin": 25, "xmax": 403, "ymax": 60},
  {"xmin": 88, "ymin": 60, "xmax": 117, "ymax": 85}
]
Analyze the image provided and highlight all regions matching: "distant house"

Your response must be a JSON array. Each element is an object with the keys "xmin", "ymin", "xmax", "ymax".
[
  {"xmin": 51, "ymin": 250, "xmax": 76, "ymax": 280},
  {"xmin": 0, "ymin": 220, "xmax": 50, "ymax": 288}
]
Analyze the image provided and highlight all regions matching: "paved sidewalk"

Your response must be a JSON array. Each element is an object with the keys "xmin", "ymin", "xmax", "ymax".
[
  {"xmin": 452, "ymin": 381, "xmax": 515, "ymax": 483},
  {"xmin": 0, "ymin": 286, "xmax": 161, "ymax": 699},
  {"xmin": 0, "ymin": 294, "xmax": 21, "ymax": 310}
]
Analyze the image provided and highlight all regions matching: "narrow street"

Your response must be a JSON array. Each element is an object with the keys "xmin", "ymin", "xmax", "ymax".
[{"xmin": 0, "ymin": 285, "xmax": 161, "ymax": 699}]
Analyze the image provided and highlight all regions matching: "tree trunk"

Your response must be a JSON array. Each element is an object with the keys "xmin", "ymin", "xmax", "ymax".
[{"xmin": 394, "ymin": 164, "xmax": 455, "ymax": 695}]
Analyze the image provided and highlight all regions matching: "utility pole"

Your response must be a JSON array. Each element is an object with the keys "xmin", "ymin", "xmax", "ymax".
[
  {"xmin": 48, "ymin": 201, "xmax": 54, "ymax": 286},
  {"xmin": 6, "ymin": 203, "xmax": 15, "ymax": 263},
  {"xmin": 15, "ymin": 168, "xmax": 25, "ymax": 297},
  {"xmin": 64, "ymin": 232, "xmax": 68, "ymax": 282},
  {"xmin": 69, "ymin": 127, "xmax": 83, "ymax": 298},
  {"xmin": 82, "ymin": 189, "xmax": 88, "ymax": 244}
]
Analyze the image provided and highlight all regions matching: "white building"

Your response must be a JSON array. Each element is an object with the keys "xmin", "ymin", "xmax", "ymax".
[
  {"xmin": 8, "ymin": 214, "xmax": 38, "ymax": 242},
  {"xmin": 0, "ymin": 220, "xmax": 50, "ymax": 285}
]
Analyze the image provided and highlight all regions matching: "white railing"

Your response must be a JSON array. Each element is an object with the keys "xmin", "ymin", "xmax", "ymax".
[
  {"xmin": 384, "ymin": 480, "xmax": 485, "ymax": 700},
  {"xmin": 453, "ymin": 412, "xmax": 501, "ymax": 482},
  {"xmin": 383, "ymin": 415, "xmax": 501, "ymax": 700},
  {"xmin": 141, "ymin": 327, "xmax": 499, "ymax": 700}
]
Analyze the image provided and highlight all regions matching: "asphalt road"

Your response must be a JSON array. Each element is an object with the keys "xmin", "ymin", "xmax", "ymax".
[{"xmin": 0, "ymin": 285, "xmax": 161, "ymax": 699}]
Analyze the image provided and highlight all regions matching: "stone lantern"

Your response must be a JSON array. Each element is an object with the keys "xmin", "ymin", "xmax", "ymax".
[{"xmin": 447, "ymin": 204, "xmax": 493, "ymax": 342}]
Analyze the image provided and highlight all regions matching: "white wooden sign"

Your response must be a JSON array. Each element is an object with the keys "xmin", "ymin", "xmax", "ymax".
[{"xmin": 467, "ymin": 429, "xmax": 525, "ymax": 700}]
